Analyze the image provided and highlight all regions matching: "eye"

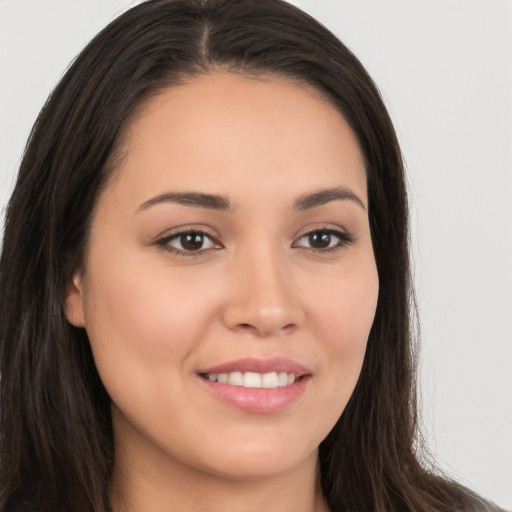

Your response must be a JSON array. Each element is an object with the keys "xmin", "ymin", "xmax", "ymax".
[
  {"xmin": 293, "ymin": 228, "xmax": 354, "ymax": 251},
  {"xmin": 158, "ymin": 230, "xmax": 219, "ymax": 254}
]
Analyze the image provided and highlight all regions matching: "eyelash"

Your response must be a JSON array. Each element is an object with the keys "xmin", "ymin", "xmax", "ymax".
[
  {"xmin": 156, "ymin": 229, "xmax": 221, "ymax": 258},
  {"xmin": 156, "ymin": 227, "xmax": 355, "ymax": 257},
  {"xmin": 293, "ymin": 228, "xmax": 355, "ymax": 253}
]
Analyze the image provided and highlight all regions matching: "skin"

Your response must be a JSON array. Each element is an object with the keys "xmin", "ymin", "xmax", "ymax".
[{"xmin": 65, "ymin": 71, "xmax": 379, "ymax": 512}]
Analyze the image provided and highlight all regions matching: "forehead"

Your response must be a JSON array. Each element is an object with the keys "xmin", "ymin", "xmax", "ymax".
[{"xmin": 106, "ymin": 71, "xmax": 367, "ymax": 207}]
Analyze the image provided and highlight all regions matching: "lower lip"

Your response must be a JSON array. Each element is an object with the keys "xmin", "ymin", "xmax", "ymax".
[{"xmin": 199, "ymin": 376, "xmax": 311, "ymax": 413}]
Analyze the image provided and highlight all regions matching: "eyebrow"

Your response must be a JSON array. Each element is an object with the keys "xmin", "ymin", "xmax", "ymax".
[
  {"xmin": 137, "ymin": 186, "xmax": 366, "ymax": 213},
  {"xmin": 293, "ymin": 187, "xmax": 366, "ymax": 211},
  {"xmin": 138, "ymin": 192, "xmax": 233, "ymax": 212}
]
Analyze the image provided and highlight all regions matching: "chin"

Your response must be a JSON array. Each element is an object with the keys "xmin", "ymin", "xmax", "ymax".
[
  {"xmin": 193, "ymin": 432, "xmax": 320, "ymax": 481},
  {"xmin": 207, "ymin": 452, "xmax": 316, "ymax": 481}
]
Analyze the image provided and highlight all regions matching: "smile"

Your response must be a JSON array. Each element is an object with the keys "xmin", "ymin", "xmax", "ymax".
[
  {"xmin": 197, "ymin": 357, "xmax": 311, "ymax": 413},
  {"xmin": 201, "ymin": 371, "xmax": 296, "ymax": 388}
]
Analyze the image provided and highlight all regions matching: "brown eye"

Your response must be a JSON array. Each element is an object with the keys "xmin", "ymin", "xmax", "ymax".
[
  {"xmin": 180, "ymin": 233, "xmax": 208, "ymax": 251},
  {"xmin": 162, "ymin": 231, "xmax": 217, "ymax": 253},
  {"xmin": 294, "ymin": 229, "xmax": 353, "ymax": 251},
  {"xmin": 306, "ymin": 231, "xmax": 332, "ymax": 249}
]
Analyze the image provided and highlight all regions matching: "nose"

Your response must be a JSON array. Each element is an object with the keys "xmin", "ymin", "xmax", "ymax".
[{"xmin": 221, "ymin": 247, "xmax": 305, "ymax": 337}]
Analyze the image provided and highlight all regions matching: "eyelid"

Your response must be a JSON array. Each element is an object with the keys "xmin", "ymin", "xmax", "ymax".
[
  {"xmin": 152, "ymin": 223, "xmax": 354, "ymax": 257},
  {"xmin": 156, "ymin": 224, "xmax": 217, "ymax": 237},
  {"xmin": 292, "ymin": 223, "xmax": 353, "ymax": 240},
  {"xmin": 291, "ymin": 225, "xmax": 355, "ymax": 251},
  {"xmin": 155, "ymin": 225, "xmax": 223, "ymax": 256}
]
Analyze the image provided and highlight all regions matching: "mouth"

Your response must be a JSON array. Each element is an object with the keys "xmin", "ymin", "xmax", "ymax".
[
  {"xmin": 199, "ymin": 371, "xmax": 300, "ymax": 388},
  {"xmin": 197, "ymin": 357, "xmax": 312, "ymax": 413}
]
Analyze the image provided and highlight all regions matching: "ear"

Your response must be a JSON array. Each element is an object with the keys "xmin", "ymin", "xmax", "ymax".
[{"xmin": 64, "ymin": 271, "xmax": 86, "ymax": 327}]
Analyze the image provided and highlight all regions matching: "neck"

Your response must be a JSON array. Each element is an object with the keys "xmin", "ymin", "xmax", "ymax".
[{"xmin": 110, "ymin": 425, "xmax": 328, "ymax": 512}]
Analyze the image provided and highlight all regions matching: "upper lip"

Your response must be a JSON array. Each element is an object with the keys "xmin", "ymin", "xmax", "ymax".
[{"xmin": 198, "ymin": 357, "xmax": 312, "ymax": 377}]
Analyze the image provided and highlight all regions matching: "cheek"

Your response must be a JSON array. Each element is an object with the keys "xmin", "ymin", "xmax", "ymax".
[
  {"xmin": 310, "ymin": 250, "xmax": 378, "ymax": 342},
  {"xmin": 309, "ymin": 261, "xmax": 378, "ymax": 407},
  {"xmin": 80, "ymin": 260, "xmax": 220, "ymax": 400}
]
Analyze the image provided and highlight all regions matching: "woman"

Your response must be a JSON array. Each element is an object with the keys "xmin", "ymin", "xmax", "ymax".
[{"xmin": 0, "ymin": 1, "xmax": 504, "ymax": 511}]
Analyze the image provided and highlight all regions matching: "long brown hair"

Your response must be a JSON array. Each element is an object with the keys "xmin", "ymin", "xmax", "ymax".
[{"xmin": 0, "ymin": 1, "xmax": 485, "ymax": 510}]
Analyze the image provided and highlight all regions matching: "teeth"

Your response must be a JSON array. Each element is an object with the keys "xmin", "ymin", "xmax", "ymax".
[
  {"xmin": 262, "ymin": 372, "xmax": 278, "ymax": 388},
  {"xmin": 206, "ymin": 371, "xmax": 298, "ymax": 388},
  {"xmin": 243, "ymin": 372, "xmax": 262, "ymax": 388},
  {"xmin": 227, "ymin": 371, "xmax": 243, "ymax": 386}
]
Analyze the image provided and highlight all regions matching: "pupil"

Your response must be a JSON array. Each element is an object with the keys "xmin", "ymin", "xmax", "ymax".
[
  {"xmin": 309, "ymin": 231, "xmax": 331, "ymax": 249},
  {"xmin": 181, "ymin": 233, "xmax": 204, "ymax": 251}
]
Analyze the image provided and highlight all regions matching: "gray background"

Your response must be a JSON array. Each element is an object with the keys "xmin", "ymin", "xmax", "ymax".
[{"xmin": 1, "ymin": 0, "xmax": 511, "ymax": 508}]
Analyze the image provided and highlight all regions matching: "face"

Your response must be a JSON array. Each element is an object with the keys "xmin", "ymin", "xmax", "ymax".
[{"xmin": 65, "ymin": 72, "xmax": 379, "ymax": 482}]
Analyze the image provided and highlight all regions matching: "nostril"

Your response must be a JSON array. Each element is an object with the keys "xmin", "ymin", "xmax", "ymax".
[{"xmin": 225, "ymin": 302, "xmax": 304, "ymax": 336}]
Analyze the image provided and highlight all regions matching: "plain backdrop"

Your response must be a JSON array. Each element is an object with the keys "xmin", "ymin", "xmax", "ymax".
[{"xmin": 1, "ymin": 0, "xmax": 511, "ymax": 508}]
